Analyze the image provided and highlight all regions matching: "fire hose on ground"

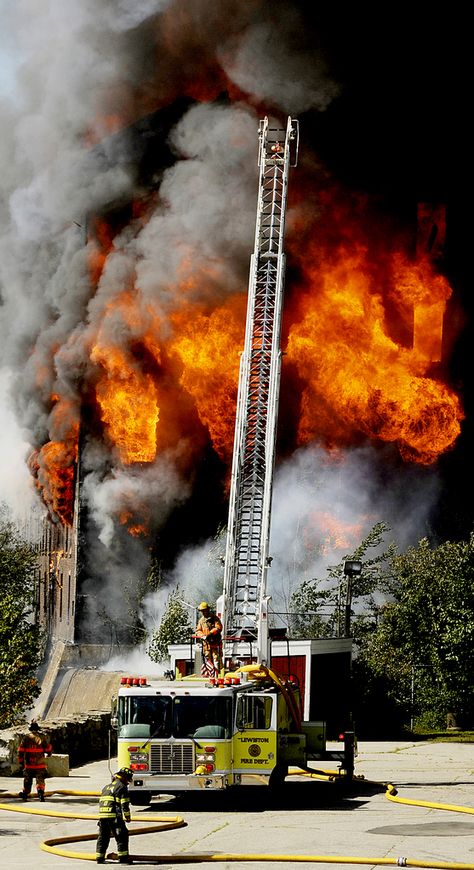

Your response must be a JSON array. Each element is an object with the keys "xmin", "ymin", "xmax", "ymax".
[{"xmin": 1, "ymin": 775, "xmax": 474, "ymax": 866}]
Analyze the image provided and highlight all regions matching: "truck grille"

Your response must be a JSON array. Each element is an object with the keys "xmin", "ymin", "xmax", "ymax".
[{"xmin": 150, "ymin": 742, "xmax": 194, "ymax": 774}]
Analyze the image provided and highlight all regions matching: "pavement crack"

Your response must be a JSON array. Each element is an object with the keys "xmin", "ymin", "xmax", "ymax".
[{"xmin": 181, "ymin": 819, "xmax": 230, "ymax": 851}]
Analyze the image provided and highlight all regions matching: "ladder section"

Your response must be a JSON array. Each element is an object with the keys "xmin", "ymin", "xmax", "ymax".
[{"xmin": 221, "ymin": 116, "xmax": 298, "ymax": 664}]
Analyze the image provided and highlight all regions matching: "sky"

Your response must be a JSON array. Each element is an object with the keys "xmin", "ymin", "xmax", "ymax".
[{"xmin": 0, "ymin": 3, "xmax": 472, "ymax": 632}]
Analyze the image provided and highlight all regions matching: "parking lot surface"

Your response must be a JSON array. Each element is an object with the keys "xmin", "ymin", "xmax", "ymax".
[{"xmin": 1, "ymin": 740, "xmax": 474, "ymax": 868}]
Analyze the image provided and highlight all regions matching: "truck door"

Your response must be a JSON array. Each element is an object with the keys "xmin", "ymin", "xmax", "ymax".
[{"xmin": 233, "ymin": 693, "xmax": 277, "ymax": 774}]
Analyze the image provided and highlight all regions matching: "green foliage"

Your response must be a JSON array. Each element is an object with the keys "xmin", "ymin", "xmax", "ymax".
[
  {"xmin": 289, "ymin": 522, "xmax": 395, "ymax": 640},
  {"xmin": 363, "ymin": 533, "xmax": 474, "ymax": 728},
  {"xmin": 126, "ymin": 557, "xmax": 164, "ymax": 645},
  {"xmin": 147, "ymin": 587, "xmax": 194, "ymax": 663},
  {"xmin": 413, "ymin": 710, "xmax": 447, "ymax": 732},
  {"xmin": 96, "ymin": 556, "xmax": 164, "ymax": 645},
  {"xmin": 327, "ymin": 521, "xmax": 396, "ymax": 598},
  {"xmin": 289, "ymin": 579, "xmax": 338, "ymax": 638},
  {"xmin": 0, "ymin": 514, "xmax": 44, "ymax": 728},
  {"xmin": 286, "ymin": 522, "xmax": 474, "ymax": 733}
]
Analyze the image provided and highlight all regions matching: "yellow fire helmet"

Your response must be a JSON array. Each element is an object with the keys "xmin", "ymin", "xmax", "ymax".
[{"xmin": 198, "ymin": 601, "xmax": 210, "ymax": 610}]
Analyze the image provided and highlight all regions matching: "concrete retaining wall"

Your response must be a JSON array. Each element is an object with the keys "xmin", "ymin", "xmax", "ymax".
[{"xmin": 0, "ymin": 713, "xmax": 117, "ymax": 776}]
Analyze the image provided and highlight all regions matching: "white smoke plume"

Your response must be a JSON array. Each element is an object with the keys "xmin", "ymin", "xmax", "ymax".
[
  {"xmin": 143, "ymin": 443, "xmax": 440, "ymax": 629},
  {"xmin": 268, "ymin": 444, "xmax": 440, "ymax": 611}
]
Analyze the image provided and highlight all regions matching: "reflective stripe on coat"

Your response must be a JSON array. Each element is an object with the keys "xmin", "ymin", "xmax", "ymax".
[
  {"xmin": 98, "ymin": 778, "xmax": 131, "ymax": 822},
  {"xmin": 18, "ymin": 733, "xmax": 52, "ymax": 770}
]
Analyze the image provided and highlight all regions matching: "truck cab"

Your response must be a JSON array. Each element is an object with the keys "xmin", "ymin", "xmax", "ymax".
[{"xmin": 113, "ymin": 669, "xmax": 354, "ymax": 805}]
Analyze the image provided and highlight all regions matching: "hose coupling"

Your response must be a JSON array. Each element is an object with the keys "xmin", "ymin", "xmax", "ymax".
[{"xmin": 396, "ymin": 857, "xmax": 407, "ymax": 866}]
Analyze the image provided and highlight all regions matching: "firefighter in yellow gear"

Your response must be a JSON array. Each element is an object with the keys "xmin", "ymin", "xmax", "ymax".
[
  {"xmin": 18, "ymin": 721, "xmax": 52, "ymax": 802},
  {"xmin": 95, "ymin": 767, "xmax": 133, "ymax": 864},
  {"xmin": 195, "ymin": 601, "xmax": 223, "ymax": 678}
]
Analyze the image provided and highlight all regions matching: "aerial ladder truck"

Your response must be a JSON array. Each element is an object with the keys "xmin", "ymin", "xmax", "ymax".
[{"xmin": 112, "ymin": 118, "xmax": 355, "ymax": 803}]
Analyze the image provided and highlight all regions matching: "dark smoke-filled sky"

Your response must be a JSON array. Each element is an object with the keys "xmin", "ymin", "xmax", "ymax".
[{"xmin": 0, "ymin": 1, "xmax": 471, "ymax": 623}]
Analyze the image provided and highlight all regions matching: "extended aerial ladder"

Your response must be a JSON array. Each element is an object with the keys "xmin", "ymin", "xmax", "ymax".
[
  {"xmin": 113, "ymin": 116, "xmax": 357, "ymax": 798},
  {"xmin": 218, "ymin": 116, "xmax": 299, "ymax": 666}
]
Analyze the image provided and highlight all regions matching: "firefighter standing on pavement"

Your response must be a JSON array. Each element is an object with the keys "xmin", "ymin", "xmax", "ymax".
[
  {"xmin": 96, "ymin": 767, "xmax": 133, "ymax": 864},
  {"xmin": 195, "ymin": 601, "xmax": 223, "ymax": 678},
  {"xmin": 18, "ymin": 721, "xmax": 52, "ymax": 802}
]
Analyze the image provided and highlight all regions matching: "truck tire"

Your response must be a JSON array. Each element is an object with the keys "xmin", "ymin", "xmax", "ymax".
[
  {"xmin": 268, "ymin": 764, "xmax": 288, "ymax": 788},
  {"xmin": 129, "ymin": 790, "xmax": 152, "ymax": 806}
]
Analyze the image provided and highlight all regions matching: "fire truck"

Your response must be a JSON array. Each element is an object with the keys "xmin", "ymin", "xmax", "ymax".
[{"xmin": 112, "ymin": 117, "xmax": 355, "ymax": 804}]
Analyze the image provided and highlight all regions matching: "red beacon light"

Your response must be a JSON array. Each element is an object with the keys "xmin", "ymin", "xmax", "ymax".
[{"xmin": 140, "ymin": 677, "xmax": 147, "ymax": 686}]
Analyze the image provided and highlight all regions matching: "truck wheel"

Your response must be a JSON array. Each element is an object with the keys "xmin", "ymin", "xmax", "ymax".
[
  {"xmin": 129, "ymin": 791, "xmax": 152, "ymax": 806},
  {"xmin": 269, "ymin": 764, "xmax": 288, "ymax": 788}
]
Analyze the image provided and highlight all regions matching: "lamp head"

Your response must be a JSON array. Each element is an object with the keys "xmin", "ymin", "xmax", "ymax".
[{"xmin": 343, "ymin": 560, "xmax": 362, "ymax": 577}]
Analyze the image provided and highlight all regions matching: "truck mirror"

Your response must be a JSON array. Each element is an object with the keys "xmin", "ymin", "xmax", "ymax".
[{"xmin": 111, "ymin": 716, "xmax": 118, "ymax": 730}]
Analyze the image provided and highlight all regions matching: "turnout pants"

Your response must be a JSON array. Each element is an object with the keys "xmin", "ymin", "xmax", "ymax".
[
  {"xmin": 202, "ymin": 643, "xmax": 222, "ymax": 678},
  {"xmin": 23, "ymin": 768, "xmax": 46, "ymax": 795},
  {"xmin": 96, "ymin": 818, "xmax": 129, "ymax": 860}
]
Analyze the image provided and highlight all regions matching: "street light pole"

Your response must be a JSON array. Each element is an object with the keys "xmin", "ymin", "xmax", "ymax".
[{"xmin": 342, "ymin": 560, "xmax": 362, "ymax": 638}]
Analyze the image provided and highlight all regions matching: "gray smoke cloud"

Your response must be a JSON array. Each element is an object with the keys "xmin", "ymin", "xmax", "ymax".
[
  {"xmin": 0, "ymin": 0, "xmax": 340, "ymax": 542},
  {"xmin": 0, "ymin": 0, "xmax": 443, "ymax": 637},
  {"xmin": 220, "ymin": 17, "xmax": 340, "ymax": 114}
]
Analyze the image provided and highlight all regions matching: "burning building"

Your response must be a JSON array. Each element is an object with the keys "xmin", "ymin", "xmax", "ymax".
[{"xmin": 0, "ymin": 3, "xmax": 471, "ymax": 653}]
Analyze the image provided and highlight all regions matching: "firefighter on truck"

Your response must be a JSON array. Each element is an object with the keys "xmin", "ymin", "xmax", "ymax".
[{"xmin": 194, "ymin": 601, "xmax": 223, "ymax": 678}]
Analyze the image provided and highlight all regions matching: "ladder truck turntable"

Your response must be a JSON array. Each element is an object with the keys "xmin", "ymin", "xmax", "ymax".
[{"xmin": 112, "ymin": 117, "xmax": 355, "ymax": 804}]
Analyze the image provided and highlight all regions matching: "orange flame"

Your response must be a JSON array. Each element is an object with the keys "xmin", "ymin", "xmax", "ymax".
[
  {"xmin": 27, "ymin": 393, "xmax": 79, "ymax": 526},
  {"xmin": 94, "ymin": 358, "xmax": 159, "ymax": 464},
  {"xmin": 286, "ymin": 247, "xmax": 462, "ymax": 464},
  {"xmin": 169, "ymin": 295, "xmax": 245, "ymax": 463},
  {"xmin": 29, "ymin": 439, "xmax": 78, "ymax": 526},
  {"xmin": 389, "ymin": 253, "xmax": 452, "ymax": 363},
  {"xmin": 118, "ymin": 511, "xmax": 149, "ymax": 538},
  {"xmin": 307, "ymin": 510, "xmax": 367, "ymax": 555},
  {"xmin": 31, "ymin": 170, "xmax": 464, "ymax": 536},
  {"xmin": 89, "ymin": 287, "xmax": 163, "ymax": 465},
  {"xmin": 284, "ymin": 186, "xmax": 463, "ymax": 466}
]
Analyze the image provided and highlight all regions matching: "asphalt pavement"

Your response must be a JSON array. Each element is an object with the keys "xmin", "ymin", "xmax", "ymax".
[{"xmin": 1, "ymin": 740, "xmax": 474, "ymax": 868}]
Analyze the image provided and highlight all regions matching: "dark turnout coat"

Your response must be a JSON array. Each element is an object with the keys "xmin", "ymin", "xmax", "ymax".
[
  {"xmin": 18, "ymin": 731, "xmax": 52, "ymax": 771},
  {"xmin": 98, "ymin": 776, "xmax": 131, "ymax": 822}
]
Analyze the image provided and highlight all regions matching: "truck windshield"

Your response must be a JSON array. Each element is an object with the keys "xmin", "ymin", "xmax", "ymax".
[{"xmin": 118, "ymin": 695, "xmax": 232, "ymax": 739}]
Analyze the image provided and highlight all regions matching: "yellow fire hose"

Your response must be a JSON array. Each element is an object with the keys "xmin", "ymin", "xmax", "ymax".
[
  {"xmin": 2, "ymin": 777, "xmax": 474, "ymax": 866},
  {"xmin": 0, "ymin": 788, "xmax": 186, "ymax": 861}
]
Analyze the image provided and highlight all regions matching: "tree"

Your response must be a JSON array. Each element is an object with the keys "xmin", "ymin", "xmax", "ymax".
[
  {"xmin": 0, "ymin": 513, "xmax": 44, "ymax": 728},
  {"xmin": 147, "ymin": 587, "xmax": 194, "ymax": 663},
  {"xmin": 364, "ymin": 533, "xmax": 474, "ymax": 729},
  {"xmin": 289, "ymin": 579, "xmax": 338, "ymax": 638},
  {"xmin": 96, "ymin": 556, "xmax": 164, "ymax": 646},
  {"xmin": 289, "ymin": 522, "xmax": 395, "ymax": 641}
]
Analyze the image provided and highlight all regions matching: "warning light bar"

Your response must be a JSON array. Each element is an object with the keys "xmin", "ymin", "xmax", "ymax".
[{"xmin": 120, "ymin": 676, "xmax": 149, "ymax": 686}]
